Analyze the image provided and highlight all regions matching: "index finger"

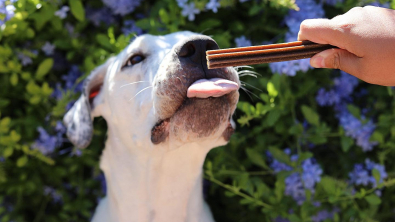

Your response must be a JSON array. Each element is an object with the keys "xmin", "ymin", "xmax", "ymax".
[{"xmin": 297, "ymin": 18, "xmax": 348, "ymax": 49}]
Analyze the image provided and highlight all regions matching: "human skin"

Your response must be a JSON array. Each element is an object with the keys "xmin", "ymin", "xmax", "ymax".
[{"xmin": 298, "ymin": 6, "xmax": 395, "ymax": 86}]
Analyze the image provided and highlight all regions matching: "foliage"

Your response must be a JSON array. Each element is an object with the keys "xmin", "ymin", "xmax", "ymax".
[{"xmin": 0, "ymin": 0, "xmax": 395, "ymax": 221}]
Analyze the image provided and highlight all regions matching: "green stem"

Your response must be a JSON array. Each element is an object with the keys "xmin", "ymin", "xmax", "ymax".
[
  {"xmin": 204, "ymin": 175, "xmax": 273, "ymax": 209},
  {"xmin": 217, "ymin": 169, "xmax": 274, "ymax": 176},
  {"xmin": 32, "ymin": 196, "xmax": 49, "ymax": 222}
]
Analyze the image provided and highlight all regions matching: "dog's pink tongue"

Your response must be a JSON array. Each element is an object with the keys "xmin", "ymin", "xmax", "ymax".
[{"xmin": 187, "ymin": 78, "xmax": 239, "ymax": 98}]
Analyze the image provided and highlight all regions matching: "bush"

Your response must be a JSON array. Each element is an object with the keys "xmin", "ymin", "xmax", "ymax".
[{"xmin": 1, "ymin": 0, "xmax": 394, "ymax": 221}]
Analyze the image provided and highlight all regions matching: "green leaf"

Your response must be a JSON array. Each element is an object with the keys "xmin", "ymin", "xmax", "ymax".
[
  {"xmin": 0, "ymin": 99, "xmax": 9, "ymax": 108},
  {"xmin": 320, "ymin": 176, "xmax": 336, "ymax": 195},
  {"xmin": 267, "ymin": 81, "xmax": 278, "ymax": 97},
  {"xmin": 26, "ymin": 81, "xmax": 41, "ymax": 94},
  {"xmin": 199, "ymin": 19, "xmax": 222, "ymax": 31},
  {"xmin": 246, "ymin": 148, "xmax": 269, "ymax": 169},
  {"xmin": 298, "ymin": 152, "xmax": 313, "ymax": 163},
  {"xmin": 370, "ymin": 131, "xmax": 384, "ymax": 144},
  {"xmin": 96, "ymin": 34, "xmax": 113, "ymax": 51},
  {"xmin": 3, "ymin": 147, "xmax": 13, "ymax": 158},
  {"xmin": 16, "ymin": 156, "xmax": 28, "ymax": 167},
  {"xmin": 372, "ymin": 168, "xmax": 381, "ymax": 186},
  {"xmin": 341, "ymin": 136, "xmax": 354, "ymax": 152},
  {"xmin": 248, "ymin": 5, "xmax": 262, "ymax": 16},
  {"xmin": 347, "ymin": 104, "xmax": 361, "ymax": 119},
  {"xmin": 10, "ymin": 130, "xmax": 21, "ymax": 142},
  {"xmin": 365, "ymin": 194, "xmax": 381, "ymax": 205},
  {"xmin": 268, "ymin": 147, "xmax": 291, "ymax": 165},
  {"xmin": 0, "ymin": 117, "xmax": 10, "ymax": 129},
  {"xmin": 266, "ymin": 110, "xmax": 281, "ymax": 127},
  {"xmin": 10, "ymin": 73, "xmax": 18, "ymax": 86},
  {"xmin": 288, "ymin": 123, "xmax": 303, "ymax": 135},
  {"xmin": 69, "ymin": 0, "xmax": 85, "ymax": 21},
  {"xmin": 301, "ymin": 105, "xmax": 320, "ymax": 126},
  {"xmin": 274, "ymin": 178, "xmax": 285, "ymax": 202},
  {"xmin": 29, "ymin": 96, "xmax": 41, "ymax": 104},
  {"xmin": 35, "ymin": 58, "xmax": 54, "ymax": 79}
]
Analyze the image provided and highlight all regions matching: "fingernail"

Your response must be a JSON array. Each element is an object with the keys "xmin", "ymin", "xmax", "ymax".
[{"xmin": 311, "ymin": 56, "xmax": 324, "ymax": 68}]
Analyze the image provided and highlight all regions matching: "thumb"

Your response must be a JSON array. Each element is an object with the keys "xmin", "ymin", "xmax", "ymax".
[{"xmin": 310, "ymin": 48, "xmax": 361, "ymax": 75}]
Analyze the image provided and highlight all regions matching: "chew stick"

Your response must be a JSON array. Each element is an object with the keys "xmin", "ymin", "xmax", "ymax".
[{"xmin": 206, "ymin": 41, "xmax": 337, "ymax": 69}]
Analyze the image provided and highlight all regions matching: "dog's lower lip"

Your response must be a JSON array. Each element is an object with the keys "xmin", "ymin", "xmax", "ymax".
[{"xmin": 151, "ymin": 118, "xmax": 170, "ymax": 144}]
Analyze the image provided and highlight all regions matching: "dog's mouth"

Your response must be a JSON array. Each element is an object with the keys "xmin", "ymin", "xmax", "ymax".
[{"xmin": 151, "ymin": 76, "xmax": 239, "ymax": 145}]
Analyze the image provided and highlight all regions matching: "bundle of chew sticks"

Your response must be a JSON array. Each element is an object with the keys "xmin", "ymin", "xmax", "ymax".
[{"xmin": 206, "ymin": 40, "xmax": 337, "ymax": 69}]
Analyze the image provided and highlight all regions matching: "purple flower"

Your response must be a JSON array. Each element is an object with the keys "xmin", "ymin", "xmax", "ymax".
[
  {"xmin": 302, "ymin": 159, "xmax": 323, "ymax": 189},
  {"xmin": 311, "ymin": 210, "xmax": 335, "ymax": 222},
  {"xmin": 323, "ymin": 0, "xmax": 343, "ymax": 5},
  {"xmin": 349, "ymin": 160, "xmax": 387, "ymax": 187},
  {"xmin": 268, "ymin": 148, "xmax": 323, "ymax": 204},
  {"xmin": 86, "ymin": 6, "xmax": 116, "ymax": 27},
  {"xmin": 96, "ymin": 173, "xmax": 107, "ymax": 195},
  {"xmin": 337, "ymin": 107, "xmax": 377, "ymax": 152},
  {"xmin": 316, "ymin": 88, "xmax": 341, "ymax": 106},
  {"xmin": 176, "ymin": 0, "xmax": 188, "ymax": 7},
  {"xmin": 32, "ymin": 127, "xmax": 59, "ymax": 155},
  {"xmin": 0, "ymin": 2, "xmax": 16, "ymax": 26},
  {"xmin": 315, "ymin": 71, "xmax": 377, "ymax": 152},
  {"xmin": 181, "ymin": 3, "xmax": 200, "ymax": 21},
  {"xmin": 122, "ymin": 20, "xmax": 143, "ymax": 36},
  {"xmin": 66, "ymin": 100, "xmax": 76, "ymax": 111},
  {"xmin": 41, "ymin": 42, "xmax": 55, "ymax": 56},
  {"xmin": 44, "ymin": 186, "xmax": 62, "ymax": 203},
  {"xmin": 62, "ymin": 65, "xmax": 83, "ymax": 92},
  {"xmin": 274, "ymin": 217, "xmax": 290, "ymax": 222},
  {"xmin": 54, "ymin": 6, "xmax": 69, "ymax": 19},
  {"xmin": 102, "ymin": 0, "xmax": 143, "ymax": 16},
  {"xmin": 235, "ymin": 36, "xmax": 252, "ymax": 47},
  {"xmin": 17, "ymin": 52, "xmax": 32, "ymax": 66},
  {"xmin": 270, "ymin": 0, "xmax": 325, "ymax": 76},
  {"xmin": 65, "ymin": 23, "xmax": 78, "ymax": 38},
  {"xmin": 368, "ymin": 2, "xmax": 390, "ymax": 8},
  {"xmin": 206, "ymin": 0, "xmax": 220, "ymax": 13},
  {"xmin": 52, "ymin": 83, "xmax": 63, "ymax": 100}
]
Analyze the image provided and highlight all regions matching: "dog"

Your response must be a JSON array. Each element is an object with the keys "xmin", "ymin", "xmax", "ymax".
[{"xmin": 63, "ymin": 31, "xmax": 240, "ymax": 222}]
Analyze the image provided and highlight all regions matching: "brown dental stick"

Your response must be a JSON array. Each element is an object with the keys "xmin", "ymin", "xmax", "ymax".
[{"xmin": 206, "ymin": 40, "xmax": 337, "ymax": 69}]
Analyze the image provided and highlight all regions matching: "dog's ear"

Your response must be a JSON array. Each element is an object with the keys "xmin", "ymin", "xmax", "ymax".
[{"xmin": 63, "ymin": 58, "xmax": 114, "ymax": 149}]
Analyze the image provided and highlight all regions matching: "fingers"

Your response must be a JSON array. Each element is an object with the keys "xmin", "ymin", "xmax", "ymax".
[
  {"xmin": 310, "ymin": 48, "xmax": 362, "ymax": 77},
  {"xmin": 298, "ymin": 19, "xmax": 347, "ymax": 49}
]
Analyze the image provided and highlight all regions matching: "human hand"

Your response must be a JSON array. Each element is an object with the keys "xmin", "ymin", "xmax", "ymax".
[{"xmin": 298, "ymin": 6, "xmax": 395, "ymax": 86}]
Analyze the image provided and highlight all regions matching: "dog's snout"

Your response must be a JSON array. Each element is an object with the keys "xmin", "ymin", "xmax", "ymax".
[{"xmin": 177, "ymin": 37, "xmax": 219, "ymax": 64}]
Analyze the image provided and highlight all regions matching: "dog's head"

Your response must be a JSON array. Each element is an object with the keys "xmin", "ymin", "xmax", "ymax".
[{"xmin": 63, "ymin": 31, "xmax": 240, "ymax": 150}]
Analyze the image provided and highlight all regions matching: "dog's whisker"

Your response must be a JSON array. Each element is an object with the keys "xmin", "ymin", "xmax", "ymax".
[
  {"xmin": 129, "ymin": 86, "xmax": 153, "ymax": 101},
  {"xmin": 239, "ymin": 73, "xmax": 257, "ymax": 78},
  {"xmin": 120, "ymin": 81, "xmax": 149, "ymax": 88},
  {"xmin": 240, "ymin": 86, "xmax": 254, "ymax": 101},
  {"xmin": 240, "ymin": 81, "xmax": 263, "ymax": 92},
  {"xmin": 240, "ymin": 85, "xmax": 261, "ymax": 101},
  {"xmin": 237, "ymin": 70, "xmax": 261, "ymax": 77},
  {"xmin": 234, "ymin": 65, "xmax": 254, "ymax": 71}
]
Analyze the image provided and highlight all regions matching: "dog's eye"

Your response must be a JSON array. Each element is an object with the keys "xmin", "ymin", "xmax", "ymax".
[{"xmin": 125, "ymin": 55, "xmax": 145, "ymax": 68}]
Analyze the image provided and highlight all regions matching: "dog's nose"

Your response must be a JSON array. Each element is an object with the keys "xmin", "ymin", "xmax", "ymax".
[{"xmin": 177, "ymin": 37, "xmax": 219, "ymax": 64}]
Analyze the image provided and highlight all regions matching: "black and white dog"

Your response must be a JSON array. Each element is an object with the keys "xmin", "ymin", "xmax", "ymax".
[{"xmin": 64, "ymin": 31, "xmax": 240, "ymax": 222}]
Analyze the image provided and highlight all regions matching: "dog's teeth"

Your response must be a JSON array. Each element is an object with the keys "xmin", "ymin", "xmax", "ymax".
[{"xmin": 187, "ymin": 78, "xmax": 239, "ymax": 98}]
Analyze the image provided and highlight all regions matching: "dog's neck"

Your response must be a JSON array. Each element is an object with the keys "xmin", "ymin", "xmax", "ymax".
[{"xmin": 93, "ymin": 124, "xmax": 215, "ymax": 222}]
